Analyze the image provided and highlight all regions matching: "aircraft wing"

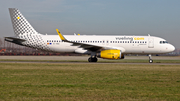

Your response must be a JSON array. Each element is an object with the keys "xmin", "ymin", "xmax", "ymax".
[{"xmin": 56, "ymin": 29, "xmax": 125, "ymax": 52}]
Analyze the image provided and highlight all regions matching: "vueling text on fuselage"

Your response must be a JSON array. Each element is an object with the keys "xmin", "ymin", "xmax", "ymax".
[{"xmin": 115, "ymin": 37, "xmax": 144, "ymax": 41}]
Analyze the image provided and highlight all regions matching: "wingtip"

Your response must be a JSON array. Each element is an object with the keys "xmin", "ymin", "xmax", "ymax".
[
  {"xmin": 56, "ymin": 29, "xmax": 65, "ymax": 41},
  {"xmin": 56, "ymin": 29, "xmax": 60, "ymax": 33},
  {"xmin": 56, "ymin": 29, "xmax": 59, "ymax": 31}
]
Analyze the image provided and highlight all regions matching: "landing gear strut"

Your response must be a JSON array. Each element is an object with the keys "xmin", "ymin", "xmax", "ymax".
[
  {"xmin": 149, "ymin": 54, "xmax": 153, "ymax": 63},
  {"xmin": 88, "ymin": 56, "xmax": 98, "ymax": 62}
]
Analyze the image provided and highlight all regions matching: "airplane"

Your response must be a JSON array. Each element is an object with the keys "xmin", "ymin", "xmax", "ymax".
[{"xmin": 5, "ymin": 8, "xmax": 175, "ymax": 63}]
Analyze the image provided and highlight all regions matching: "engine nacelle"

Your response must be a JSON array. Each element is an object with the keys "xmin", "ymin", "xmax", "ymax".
[{"xmin": 97, "ymin": 49, "xmax": 124, "ymax": 59}]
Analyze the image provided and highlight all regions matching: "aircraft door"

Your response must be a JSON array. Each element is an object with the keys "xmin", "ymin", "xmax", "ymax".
[{"xmin": 148, "ymin": 38, "xmax": 154, "ymax": 48}]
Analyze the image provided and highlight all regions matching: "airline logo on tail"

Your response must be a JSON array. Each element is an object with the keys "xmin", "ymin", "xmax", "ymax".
[
  {"xmin": 17, "ymin": 16, "xmax": 20, "ymax": 20},
  {"xmin": 9, "ymin": 8, "xmax": 37, "ymax": 36},
  {"xmin": 7, "ymin": 8, "xmax": 50, "ymax": 51}
]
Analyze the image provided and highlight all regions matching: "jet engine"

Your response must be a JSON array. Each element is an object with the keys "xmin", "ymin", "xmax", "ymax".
[{"xmin": 97, "ymin": 49, "xmax": 124, "ymax": 59}]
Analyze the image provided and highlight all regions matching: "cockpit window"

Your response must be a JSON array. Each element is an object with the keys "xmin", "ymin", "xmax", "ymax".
[{"xmin": 160, "ymin": 41, "xmax": 168, "ymax": 44}]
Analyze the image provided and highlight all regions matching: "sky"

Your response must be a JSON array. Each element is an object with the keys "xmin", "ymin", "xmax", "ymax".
[{"xmin": 0, "ymin": 0, "xmax": 180, "ymax": 48}]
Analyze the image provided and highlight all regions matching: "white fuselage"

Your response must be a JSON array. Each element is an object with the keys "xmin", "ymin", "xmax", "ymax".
[{"xmin": 27, "ymin": 34, "xmax": 175, "ymax": 54}]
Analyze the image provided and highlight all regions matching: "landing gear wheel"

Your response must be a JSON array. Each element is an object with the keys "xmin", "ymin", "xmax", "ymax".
[
  {"xmin": 149, "ymin": 59, "xmax": 153, "ymax": 63},
  {"xmin": 92, "ymin": 58, "xmax": 97, "ymax": 62},
  {"xmin": 88, "ymin": 57, "xmax": 92, "ymax": 62},
  {"xmin": 148, "ymin": 54, "xmax": 153, "ymax": 63},
  {"xmin": 88, "ymin": 57, "xmax": 98, "ymax": 62}
]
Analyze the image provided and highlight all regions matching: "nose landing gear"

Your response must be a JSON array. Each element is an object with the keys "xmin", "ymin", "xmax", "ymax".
[{"xmin": 149, "ymin": 54, "xmax": 153, "ymax": 63}]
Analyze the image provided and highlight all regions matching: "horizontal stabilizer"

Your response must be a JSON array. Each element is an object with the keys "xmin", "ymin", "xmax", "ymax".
[
  {"xmin": 5, "ymin": 37, "xmax": 26, "ymax": 46},
  {"xmin": 5, "ymin": 37, "xmax": 26, "ymax": 42}
]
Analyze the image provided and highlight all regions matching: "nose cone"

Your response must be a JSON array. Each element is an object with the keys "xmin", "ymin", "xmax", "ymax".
[{"xmin": 169, "ymin": 44, "xmax": 175, "ymax": 52}]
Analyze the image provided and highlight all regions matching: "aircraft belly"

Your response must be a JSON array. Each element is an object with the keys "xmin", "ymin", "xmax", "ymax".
[{"xmin": 48, "ymin": 45, "xmax": 77, "ymax": 53}]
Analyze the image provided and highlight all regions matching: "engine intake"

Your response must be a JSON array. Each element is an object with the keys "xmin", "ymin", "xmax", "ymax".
[{"xmin": 97, "ymin": 49, "xmax": 124, "ymax": 59}]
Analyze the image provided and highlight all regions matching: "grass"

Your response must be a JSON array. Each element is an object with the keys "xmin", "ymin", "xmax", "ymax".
[{"xmin": 0, "ymin": 63, "xmax": 180, "ymax": 100}]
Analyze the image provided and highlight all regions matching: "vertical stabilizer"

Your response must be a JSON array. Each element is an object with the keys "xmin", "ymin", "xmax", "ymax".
[{"xmin": 9, "ymin": 8, "xmax": 38, "ymax": 36}]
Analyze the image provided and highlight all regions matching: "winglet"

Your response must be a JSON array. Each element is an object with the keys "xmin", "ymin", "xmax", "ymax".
[{"xmin": 56, "ymin": 29, "xmax": 66, "ymax": 41}]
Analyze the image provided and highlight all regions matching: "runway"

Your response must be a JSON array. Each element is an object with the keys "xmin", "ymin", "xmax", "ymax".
[
  {"xmin": 0, "ymin": 56, "xmax": 180, "ymax": 65},
  {"xmin": 0, "ymin": 55, "xmax": 180, "ymax": 60},
  {"xmin": 1, "ymin": 60, "xmax": 180, "ymax": 65}
]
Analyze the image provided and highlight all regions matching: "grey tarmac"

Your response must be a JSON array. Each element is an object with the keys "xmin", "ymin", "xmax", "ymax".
[{"xmin": 0, "ymin": 56, "xmax": 180, "ymax": 65}]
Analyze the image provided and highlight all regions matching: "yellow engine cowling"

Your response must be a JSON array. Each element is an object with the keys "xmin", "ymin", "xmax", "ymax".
[{"xmin": 97, "ymin": 50, "xmax": 124, "ymax": 59}]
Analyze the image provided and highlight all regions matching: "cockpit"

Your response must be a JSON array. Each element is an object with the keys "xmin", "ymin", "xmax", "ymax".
[{"xmin": 160, "ymin": 41, "xmax": 168, "ymax": 44}]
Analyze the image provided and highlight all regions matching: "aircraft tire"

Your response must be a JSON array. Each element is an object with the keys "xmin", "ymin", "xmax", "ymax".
[
  {"xmin": 88, "ymin": 57, "xmax": 98, "ymax": 62},
  {"xmin": 88, "ymin": 57, "xmax": 92, "ymax": 62},
  {"xmin": 149, "ymin": 59, "xmax": 153, "ymax": 63},
  {"xmin": 92, "ymin": 58, "xmax": 98, "ymax": 62}
]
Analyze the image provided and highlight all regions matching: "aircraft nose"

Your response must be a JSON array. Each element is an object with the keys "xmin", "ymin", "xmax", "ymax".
[{"xmin": 169, "ymin": 44, "xmax": 175, "ymax": 52}]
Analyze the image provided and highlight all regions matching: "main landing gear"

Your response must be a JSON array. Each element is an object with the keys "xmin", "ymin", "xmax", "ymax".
[
  {"xmin": 88, "ymin": 56, "xmax": 98, "ymax": 62},
  {"xmin": 149, "ymin": 54, "xmax": 153, "ymax": 63}
]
